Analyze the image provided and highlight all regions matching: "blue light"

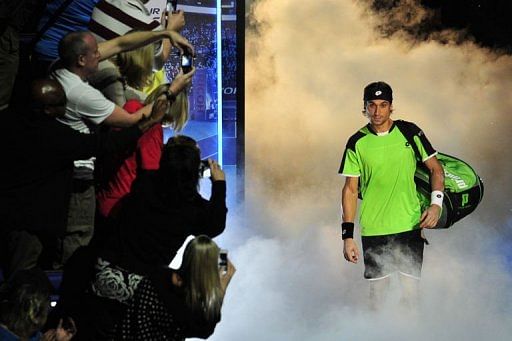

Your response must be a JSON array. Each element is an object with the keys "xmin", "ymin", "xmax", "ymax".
[{"xmin": 216, "ymin": 0, "xmax": 223, "ymax": 166}]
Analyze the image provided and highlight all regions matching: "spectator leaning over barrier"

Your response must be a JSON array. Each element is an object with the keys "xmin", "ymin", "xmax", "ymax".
[
  {"xmin": 50, "ymin": 29, "xmax": 194, "ymax": 269},
  {"xmin": 92, "ymin": 43, "xmax": 190, "ymax": 230},
  {"xmin": 96, "ymin": 83, "xmax": 190, "ymax": 222}
]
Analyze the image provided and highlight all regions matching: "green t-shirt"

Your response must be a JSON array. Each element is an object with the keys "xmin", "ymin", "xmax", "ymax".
[{"xmin": 339, "ymin": 120, "xmax": 436, "ymax": 236}]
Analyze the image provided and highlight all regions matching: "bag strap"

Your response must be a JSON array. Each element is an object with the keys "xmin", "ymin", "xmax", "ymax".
[{"xmin": 394, "ymin": 120, "xmax": 422, "ymax": 163}]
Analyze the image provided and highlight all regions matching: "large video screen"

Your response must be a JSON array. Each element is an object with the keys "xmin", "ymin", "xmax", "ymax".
[{"xmin": 146, "ymin": 0, "xmax": 241, "ymax": 202}]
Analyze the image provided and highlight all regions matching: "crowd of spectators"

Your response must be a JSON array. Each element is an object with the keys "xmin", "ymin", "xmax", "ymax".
[
  {"xmin": 222, "ymin": 25, "xmax": 237, "ymax": 84},
  {"xmin": 0, "ymin": 1, "xmax": 235, "ymax": 339}
]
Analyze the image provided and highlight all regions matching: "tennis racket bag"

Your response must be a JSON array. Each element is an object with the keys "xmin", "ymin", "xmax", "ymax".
[
  {"xmin": 395, "ymin": 120, "xmax": 484, "ymax": 229},
  {"xmin": 414, "ymin": 153, "xmax": 484, "ymax": 228}
]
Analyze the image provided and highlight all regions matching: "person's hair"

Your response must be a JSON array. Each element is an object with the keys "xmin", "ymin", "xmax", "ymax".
[
  {"xmin": 116, "ymin": 36, "xmax": 155, "ymax": 89},
  {"xmin": 145, "ymin": 84, "xmax": 189, "ymax": 132},
  {"xmin": 0, "ymin": 269, "xmax": 51, "ymax": 338},
  {"xmin": 157, "ymin": 135, "xmax": 200, "ymax": 202},
  {"xmin": 180, "ymin": 235, "xmax": 224, "ymax": 323},
  {"xmin": 58, "ymin": 31, "xmax": 91, "ymax": 68}
]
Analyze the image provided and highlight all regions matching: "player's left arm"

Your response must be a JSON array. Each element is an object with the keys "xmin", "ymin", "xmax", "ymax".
[{"xmin": 420, "ymin": 156, "xmax": 445, "ymax": 228}]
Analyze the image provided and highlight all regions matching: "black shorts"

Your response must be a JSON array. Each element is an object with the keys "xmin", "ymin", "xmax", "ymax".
[{"xmin": 361, "ymin": 229, "xmax": 425, "ymax": 280}]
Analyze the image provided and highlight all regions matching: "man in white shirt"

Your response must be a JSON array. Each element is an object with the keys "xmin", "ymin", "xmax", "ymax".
[{"xmin": 52, "ymin": 29, "xmax": 195, "ymax": 267}]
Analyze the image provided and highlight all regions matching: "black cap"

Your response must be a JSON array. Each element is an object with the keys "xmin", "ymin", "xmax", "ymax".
[{"xmin": 363, "ymin": 81, "xmax": 393, "ymax": 102}]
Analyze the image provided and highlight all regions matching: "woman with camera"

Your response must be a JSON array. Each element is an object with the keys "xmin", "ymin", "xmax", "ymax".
[
  {"xmin": 115, "ymin": 235, "xmax": 235, "ymax": 339},
  {"xmin": 93, "ymin": 37, "xmax": 195, "ymax": 227}
]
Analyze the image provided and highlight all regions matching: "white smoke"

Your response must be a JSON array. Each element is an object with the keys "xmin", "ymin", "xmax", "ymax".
[{"xmin": 208, "ymin": 0, "xmax": 512, "ymax": 340}]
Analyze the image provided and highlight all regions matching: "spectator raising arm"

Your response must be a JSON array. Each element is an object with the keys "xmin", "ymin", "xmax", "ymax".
[{"xmin": 98, "ymin": 29, "xmax": 194, "ymax": 62}]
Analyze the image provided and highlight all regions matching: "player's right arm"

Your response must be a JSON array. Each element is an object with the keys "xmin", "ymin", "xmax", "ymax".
[{"xmin": 342, "ymin": 176, "xmax": 360, "ymax": 263}]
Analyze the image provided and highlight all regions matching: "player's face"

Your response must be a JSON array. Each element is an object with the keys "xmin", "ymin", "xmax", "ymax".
[{"xmin": 365, "ymin": 100, "xmax": 392, "ymax": 127}]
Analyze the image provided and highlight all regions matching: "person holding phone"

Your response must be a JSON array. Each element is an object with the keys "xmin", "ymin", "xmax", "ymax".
[
  {"xmin": 49, "ymin": 28, "xmax": 193, "ymax": 269},
  {"xmin": 115, "ymin": 235, "xmax": 235, "ymax": 339},
  {"xmin": 95, "ymin": 80, "xmax": 194, "ymax": 222},
  {"xmin": 94, "ymin": 45, "xmax": 195, "ymax": 223}
]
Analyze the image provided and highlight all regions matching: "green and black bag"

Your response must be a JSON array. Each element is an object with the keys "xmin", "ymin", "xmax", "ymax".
[{"xmin": 395, "ymin": 120, "xmax": 484, "ymax": 229}]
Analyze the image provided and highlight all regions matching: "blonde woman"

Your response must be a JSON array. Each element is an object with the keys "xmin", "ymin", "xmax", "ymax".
[
  {"xmin": 115, "ymin": 41, "xmax": 155, "ymax": 102},
  {"xmin": 116, "ymin": 235, "xmax": 236, "ymax": 339},
  {"xmin": 89, "ymin": 31, "xmax": 158, "ymax": 106},
  {"xmin": 96, "ymin": 82, "xmax": 191, "ymax": 219}
]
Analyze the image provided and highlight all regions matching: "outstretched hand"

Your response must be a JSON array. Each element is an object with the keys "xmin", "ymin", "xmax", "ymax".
[{"xmin": 169, "ymin": 68, "xmax": 196, "ymax": 95}]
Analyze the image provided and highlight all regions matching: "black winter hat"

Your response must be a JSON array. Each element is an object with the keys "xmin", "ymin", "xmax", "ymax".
[{"xmin": 363, "ymin": 81, "xmax": 393, "ymax": 102}]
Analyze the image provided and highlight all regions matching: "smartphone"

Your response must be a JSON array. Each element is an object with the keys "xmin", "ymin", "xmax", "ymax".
[
  {"xmin": 219, "ymin": 249, "xmax": 228, "ymax": 274},
  {"xmin": 181, "ymin": 53, "xmax": 193, "ymax": 74}
]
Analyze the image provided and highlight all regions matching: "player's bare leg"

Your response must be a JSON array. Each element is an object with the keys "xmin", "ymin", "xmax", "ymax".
[
  {"xmin": 369, "ymin": 276, "xmax": 391, "ymax": 310},
  {"xmin": 398, "ymin": 273, "xmax": 420, "ymax": 308}
]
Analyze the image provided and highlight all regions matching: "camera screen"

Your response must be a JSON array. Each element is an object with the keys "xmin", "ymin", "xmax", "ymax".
[
  {"xmin": 219, "ymin": 250, "xmax": 228, "ymax": 269},
  {"xmin": 181, "ymin": 55, "xmax": 191, "ymax": 67}
]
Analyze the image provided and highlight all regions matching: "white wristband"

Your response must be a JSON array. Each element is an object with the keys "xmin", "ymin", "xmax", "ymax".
[{"xmin": 431, "ymin": 190, "xmax": 444, "ymax": 207}]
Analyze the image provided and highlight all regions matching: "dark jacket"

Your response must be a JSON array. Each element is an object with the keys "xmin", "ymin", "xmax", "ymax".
[{"xmin": 100, "ymin": 174, "xmax": 227, "ymax": 275}]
